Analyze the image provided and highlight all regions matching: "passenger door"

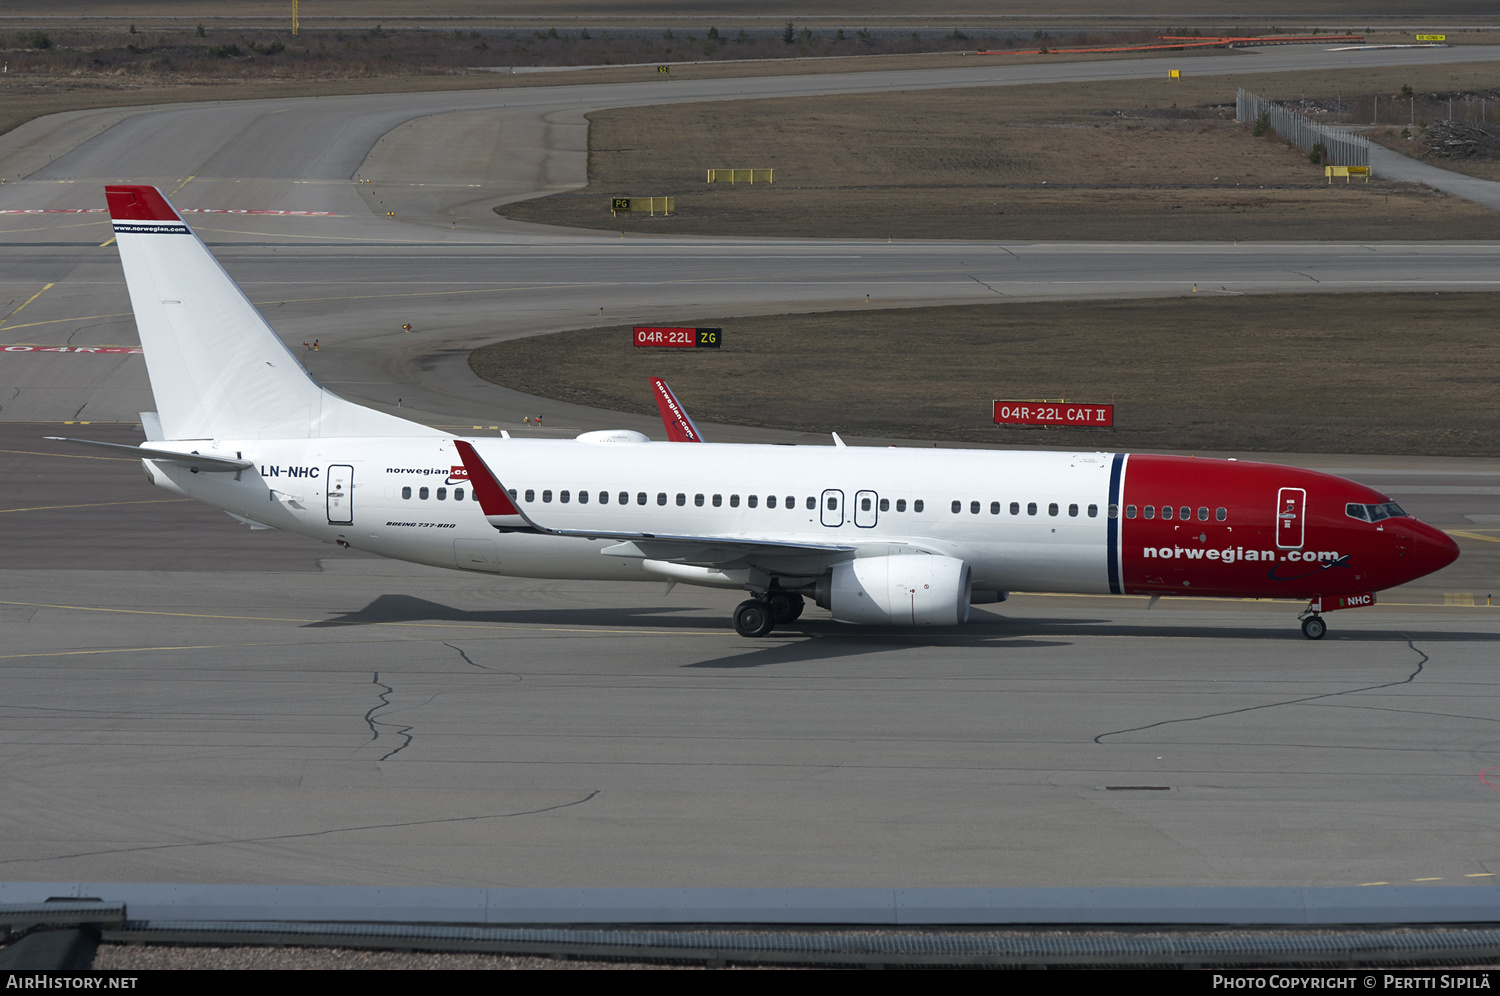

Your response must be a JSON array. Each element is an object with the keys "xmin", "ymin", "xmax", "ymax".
[
  {"xmin": 1275, "ymin": 487, "xmax": 1305, "ymax": 549},
  {"xmin": 327, "ymin": 464, "xmax": 354, "ymax": 524},
  {"xmin": 854, "ymin": 490, "xmax": 879, "ymax": 528}
]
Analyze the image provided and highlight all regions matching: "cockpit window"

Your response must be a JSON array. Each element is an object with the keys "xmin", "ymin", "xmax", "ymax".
[{"xmin": 1346, "ymin": 502, "xmax": 1406, "ymax": 522}]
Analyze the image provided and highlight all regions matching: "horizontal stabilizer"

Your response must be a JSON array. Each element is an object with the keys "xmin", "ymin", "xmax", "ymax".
[{"xmin": 45, "ymin": 436, "xmax": 252, "ymax": 473}]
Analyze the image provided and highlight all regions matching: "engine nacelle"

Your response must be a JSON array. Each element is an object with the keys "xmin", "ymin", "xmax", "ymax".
[{"xmin": 817, "ymin": 555, "xmax": 972, "ymax": 626}]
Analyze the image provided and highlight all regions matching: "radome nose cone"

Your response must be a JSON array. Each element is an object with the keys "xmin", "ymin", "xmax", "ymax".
[{"xmin": 1407, "ymin": 520, "xmax": 1461, "ymax": 579}]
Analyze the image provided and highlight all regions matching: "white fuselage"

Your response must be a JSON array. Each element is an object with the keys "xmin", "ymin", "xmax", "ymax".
[{"xmin": 145, "ymin": 436, "xmax": 1118, "ymax": 595}]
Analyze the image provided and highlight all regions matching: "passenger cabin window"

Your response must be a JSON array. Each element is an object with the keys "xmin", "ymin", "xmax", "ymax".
[
  {"xmin": 507, "ymin": 489, "xmax": 516, "ymax": 499},
  {"xmin": 1068, "ymin": 504, "xmax": 1078, "ymax": 517},
  {"xmin": 806, "ymin": 497, "xmax": 816, "ymax": 510},
  {"xmin": 676, "ymin": 493, "xmax": 686, "ymax": 506},
  {"xmin": 1125, "ymin": 505, "xmax": 1136, "ymax": 519},
  {"xmin": 913, "ymin": 500, "xmax": 924, "ymax": 513},
  {"xmin": 1108, "ymin": 503, "xmax": 1119, "ymax": 518},
  {"xmin": 1027, "ymin": 502, "xmax": 1037, "ymax": 516},
  {"xmin": 952, "ymin": 500, "xmax": 962, "ymax": 514},
  {"xmin": 1088, "ymin": 504, "xmax": 1098, "ymax": 518},
  {"xmin": 1216, "ymin": 507, "xmax": 1227, "ymax": 521},
  {"xmin": 1160, "ymin": 506, "xmax": 1172, "ymax": 520},
  {"xmin": 620, "ymin": 492, "xmax": 630, "ymax": 505},
  {"xmin": 1143, "ymin": 506, "xmax": 1154, "ymax": 519},
  {"xmin": 402, "ymin": 486, "xmax": 411, "ymax": 499},
  {"xmin": 896, "ymin": 499, "xmax": 906, "ymax": 512},
  {"xmin": 455, "ymin": 488, "xmax": 465, "ymax": 501},
  {"xmin": 990, "ymin": 501, "xmax": 1000, "ymax": 515},
  {"xmin": 880, "ymin": 498, "xmax": 890, "ymax": 512},
  {"xmin": 694, "ymin": 494, "xmax": 704, "ymax": 507},
  {"xmin": 970, "ymin": 501, "xmax": 981, "ymax": 515},
  {"xmin": 525, "ymin": 489, "xmax": 535, "ymax": 502},
  {"xmin": 419, "ymin": 487, "xmax": 430, "ymax": 500},
  {"xmin": 560, "ymin": 490, "xmax": 570, "ymax": 503},
  {"xmin": 657, "ymin": 493, "xmax": 667, "ymax": 505},
  {"xmin": 861, "ymin": 497, "xmax": 872, "ymax": 512},
  {"xmin": 1197, "ymin": 507, "xmax": 1208, "ymax": 521},
  {"xmin": 1180, "ymin": 506, "xmax": 1191, "ymax": 520},
  {"xmin": 437, "ymin": 487, "xmax": 447, "ymax": 500},
  {"xmin": 767, "ymin": 496, "xmax": 777, "ymax": 509},
  {"xmin": 577, "ymin": 490, "xmax": 588, "ymax": 504},
  {"xmin": 637, "ymin": 492, "xmax": 647, "ymax": 505},
  {"xmin": 745, "ymin": 495, "xmax": 755, "ymax": 508},
  {"xmin": 1010, "ymin": 502, "xmax": 1020, "ymax": 515},
  {"xmin": 1048, "ymin": 503, "xmax": 1059, "ymax": 516}
]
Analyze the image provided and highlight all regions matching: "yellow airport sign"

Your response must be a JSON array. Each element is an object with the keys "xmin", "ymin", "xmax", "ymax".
[{"xmin": 1416, "ymin": 34, "xmax": 1446, "ymax": 41}]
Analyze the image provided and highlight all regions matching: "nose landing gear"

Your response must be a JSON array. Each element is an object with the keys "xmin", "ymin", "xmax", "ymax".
[{"xmin": 1299, "ymin": 613, "xmax": 1327, "ymax": 640}]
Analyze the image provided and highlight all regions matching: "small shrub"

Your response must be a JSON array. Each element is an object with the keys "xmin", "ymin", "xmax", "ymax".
[
  {"xmin": 1401, "ymin": 83, "xmax": 1413, "ymax": 97},
  {"xmin": 196, "ymin": 24, "xmax": 205, "ymax": 38},
  {"xmin": 580, "ymin": 28, "xmax": 590, "ymax": 40},
  {"xmin": 1252, "ymin": 111, "xmax": 1270, "ymax": 136},
  {"xmin": 30, "ymin": 32, "xmax": 51, "ymax": 49},
  {"xmin": 1309, "ymin": 142, "xmax": 1326, "ymax": 165},
  {"xmin": 707, "ymin": 26, "xmax": 720, "ymax": 41},
  {"xmin": 783, "ymin": 22, "xmax": 794, "ymax": 44}
]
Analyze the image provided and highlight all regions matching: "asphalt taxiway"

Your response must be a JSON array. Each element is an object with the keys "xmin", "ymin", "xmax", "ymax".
[{"xmin": 2, "ymin": 46, "xmax": 1499, "ymax": 890}]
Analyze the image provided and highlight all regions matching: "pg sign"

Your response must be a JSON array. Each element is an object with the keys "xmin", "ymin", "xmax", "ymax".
[
  {"xmin": 994, "ymin": 401, "xmax": 1114, "ymax": 427},
  {"xmin": 633, "ymin": 326, "xmax": 721, "ymax": 349}
]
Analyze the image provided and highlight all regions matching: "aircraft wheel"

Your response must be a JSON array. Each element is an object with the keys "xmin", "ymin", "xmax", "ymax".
[
  {"xmin": 766, "ymin": 591, "xmax": 804, "ymax": 624},
  {"xmin": 733, "ymin": 599, "xmax": 775, "ymax": 638},
  {"xmin": 1301, "ymin": 615, "xmax": 1327, "ymax": 640}
]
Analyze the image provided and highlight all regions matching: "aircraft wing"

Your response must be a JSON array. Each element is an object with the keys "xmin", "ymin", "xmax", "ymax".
[{"xmin": 454, "ymin": 439, "xmax": 853, "ymax": 573}]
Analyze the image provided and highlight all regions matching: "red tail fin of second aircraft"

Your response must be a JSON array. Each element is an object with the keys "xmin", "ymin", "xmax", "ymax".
[{"xmin": 651, "ymin": 377, "xmax": 704, "ymax": 442}]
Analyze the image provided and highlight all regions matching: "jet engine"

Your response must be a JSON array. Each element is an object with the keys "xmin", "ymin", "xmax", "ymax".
[{"xmin": 814, "ymin": 555, "xmax": 972, "ymax": 626}]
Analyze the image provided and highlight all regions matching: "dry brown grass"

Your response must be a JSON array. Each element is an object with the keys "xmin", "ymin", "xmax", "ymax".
[
  {"xmin": 501, "ymin": 64, "xmax": 1500, "ymax": 241},
  {"xmin": 470, "ymin": 293, "xmax": 1500, "ymax": 456}
]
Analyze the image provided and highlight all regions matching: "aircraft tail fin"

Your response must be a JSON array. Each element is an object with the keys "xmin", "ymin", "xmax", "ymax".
[{"xmin": 106, "ymin": 185, "xmax": 427, "ymax": 441}]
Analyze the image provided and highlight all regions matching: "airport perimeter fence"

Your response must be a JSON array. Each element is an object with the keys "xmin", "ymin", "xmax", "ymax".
[{"xmin": 1236, "ymin": 88, "xmax": 1371, "ymax": 170}]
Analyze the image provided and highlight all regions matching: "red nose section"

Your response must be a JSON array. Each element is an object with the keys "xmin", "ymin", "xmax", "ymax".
[{"xmin": 1400, "ymin": 520, "xmax": 1461, "ymax": 585}]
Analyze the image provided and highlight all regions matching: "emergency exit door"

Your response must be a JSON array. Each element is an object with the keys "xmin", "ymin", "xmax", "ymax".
[{"xmin": 327, "ymin": 464, "xmax": 354, "ymax": 524}]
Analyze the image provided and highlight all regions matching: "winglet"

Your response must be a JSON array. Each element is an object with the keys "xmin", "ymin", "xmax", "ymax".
[
  {"xmin": 453, "ymin": 439, "xmax": 543, "ymax": 533},
  {"xmin": 650, "ymin": 377, "xmax": 704, "ymax": 442}
]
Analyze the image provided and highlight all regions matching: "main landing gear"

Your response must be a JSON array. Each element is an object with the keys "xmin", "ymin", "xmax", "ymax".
[{"xmin": 732, "ymin": 591, "xmax": 804, "ymax": 638}]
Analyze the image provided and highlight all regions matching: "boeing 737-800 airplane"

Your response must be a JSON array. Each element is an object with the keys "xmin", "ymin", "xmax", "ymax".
[{"xmin": 53, "ymin": 186, "xmax": 1459, "ymax": 639}]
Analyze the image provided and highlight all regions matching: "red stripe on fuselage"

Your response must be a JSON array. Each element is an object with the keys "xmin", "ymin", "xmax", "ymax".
[{"xmin": 1119, "ymin": 455, "xmax": 1456, "ymax": 599}]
